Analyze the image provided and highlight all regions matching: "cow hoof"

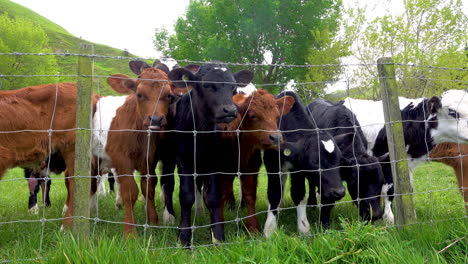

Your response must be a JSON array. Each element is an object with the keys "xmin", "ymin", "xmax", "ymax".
[
  {"xmin": 298, "ymin": 220, "xmax": 311, "ymax": 235},
  {"xmin": 383, "ymin": 213, "xmax": 395, "ymax": 226},
  {"xmin": 62, "ymin": 204, "xmax": 68, "ymax": 216},
  {"xmin": 29, "ymin": 204, "xmax": 39, "ymax": 215},
  {"xmin": 163, "ymin": 207, "xmax": 175, "ymax": 225},
  {"xmin": 263, "ymin": 214, "xmax": 277, "ymax": 238}
]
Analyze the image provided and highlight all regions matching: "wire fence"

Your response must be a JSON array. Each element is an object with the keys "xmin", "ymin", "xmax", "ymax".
[{"xmin": 0, "ymin": 51, "xmax": 466, "ymax": 260}]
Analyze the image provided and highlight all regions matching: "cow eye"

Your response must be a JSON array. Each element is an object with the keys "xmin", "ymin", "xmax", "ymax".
[
  {"xmin": 249, "ymin": 114, "xmax": 256, "ymax": 119},
  {"xmin": 136, "ymin": 93, "xmax": 143, "ymax": 99}
]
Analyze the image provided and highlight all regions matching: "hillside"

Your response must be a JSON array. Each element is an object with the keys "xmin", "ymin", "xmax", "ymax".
[{"xmin": 0, "ymin": 0, "xmax": 145, "ymax": 95}]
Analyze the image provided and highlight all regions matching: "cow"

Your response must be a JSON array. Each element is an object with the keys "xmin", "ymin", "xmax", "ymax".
[
  {"xmin": 168, "ymin": 62, "xmax": 253, "ymax": 246},
  {"xmin": 342, "ymin": 90, "xmax": 468, "ymax": 224},
  {"xmin": 23, "ymin": 151, "xmax": 66, "ymax": 214},
  {"xmin": 263, "ymin": 91, "xmax": 346, "ymax": 237},
  {"xmin": 0, "ymin": 82, "xmax": 99, "ymax": 230},
  {"xmin": 216, "ymin": 89, "xmax": 295, "ymax": 233},
  {"xmin": 429, "ymin": 143, "xmax": 468, "ymax": 214},
  {"xmin": 93, "ymin": 60, "xmax": 175, "ymax": 236},
  {"xmin": 307, "ymin": 99, "xmax": 385, "ymax": 222}
]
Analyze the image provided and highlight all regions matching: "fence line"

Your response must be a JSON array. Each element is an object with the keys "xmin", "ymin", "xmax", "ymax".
[{"xmin": 0, "ymin": 50, "xmax": 466, "ymax": 261}]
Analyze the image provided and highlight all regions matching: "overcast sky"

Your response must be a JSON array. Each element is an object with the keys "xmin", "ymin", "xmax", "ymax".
[{"xmin": 11, "ymin": 0, "xmax": 190, "ymax": 57}]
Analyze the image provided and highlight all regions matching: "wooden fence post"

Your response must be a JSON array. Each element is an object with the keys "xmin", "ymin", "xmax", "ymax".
[
  {"xmin": 73, "ymin": 44, "xmax": 94, "ymax": 237},
  {"xmin": 377, "ymin": 57, "xmax": 417, "ymax": 226}
]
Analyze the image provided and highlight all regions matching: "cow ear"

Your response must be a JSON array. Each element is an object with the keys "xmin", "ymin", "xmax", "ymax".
[
  {"xmin": 184, "ymin": 64, "xmax": 200, "ymax": 73},
  {"xmin": 169, "ymin": 68, "xmax": 198, "ymax": 88},
  {"xmin": 428, "ymin": 96, "xmax": 442, "ymax": 114},
  {"xmin": 234, "ymin": 70, "xmax": 254, "ymax": 87},
  {"xmin": 107, "ymin": 74, "xmax": 136, "ymax": 94},
  {"xmin": 233, "ymin": 93, "xmax": 248, "ymax": 106},
  {"xmin": 152, "ymin": 60, "xmax": 170, "ymax": 74},
  {"xmin": 333, "ymin": 133, "xmax": 355, "ymax": 145},
  {"xmin": 129, "ymin": 61, "xmax": 151, "ymax": 75},
  {"xmin": 276, "ymin": 96, "xmax": 295, "ymax": 116},
  {"xmin": 280, "ymin": 141, "xmax": 299, "ymax": 160}
]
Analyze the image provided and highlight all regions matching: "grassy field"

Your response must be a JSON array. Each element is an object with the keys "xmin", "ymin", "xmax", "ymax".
[{"xmin": 0, "ymin": 161, "xmax": 466, "ymax": 263}]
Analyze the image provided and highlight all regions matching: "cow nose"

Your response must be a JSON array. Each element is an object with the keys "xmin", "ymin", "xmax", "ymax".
[
  {"xmin": 149, "ymin": 115, "xmax": 163, "ymax": 126},
  {"xmin": 330, "ymin": 187, "xmax": 346, "ymax": 199},
  {"xmin": 269, "ymin": 134, "xmax": 282, "ymax": 144},
  {"xmin": 223, "ymin": 105, "xmax": 237, "ymax": 116}
]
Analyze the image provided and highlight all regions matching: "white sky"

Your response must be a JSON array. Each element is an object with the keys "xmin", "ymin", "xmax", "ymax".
[{"xmin": 11, "ymin": 0, "xmax": 190, "ymax": 57}]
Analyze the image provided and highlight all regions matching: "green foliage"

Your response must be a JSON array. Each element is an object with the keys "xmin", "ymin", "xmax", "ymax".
[
  {"xmin": 0, "ymin": 13, "xmax": 59, "ymax": 89},
  {"xmin": 347, "ymin": 0, "xmax": 468, "ymax": 98},
  {"xmin": 155, "ymin": 0, "xmax": 346, "ymax": 95}
]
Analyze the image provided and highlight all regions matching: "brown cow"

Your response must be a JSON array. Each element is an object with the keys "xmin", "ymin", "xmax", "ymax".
[
  {"xmin": 217, "ymin": 89, "xmax": 295, "ymax": 233},
  {"xmin": 429, "ymin": 143, "xmax": 468, "ymax": 214},
  {"xmin": 103, "ymin": 64, "xmax": 174, "ymax": 236},
  {"xmin": 0, "ymin": 83, "xmax": 99, "ymax": 230}
]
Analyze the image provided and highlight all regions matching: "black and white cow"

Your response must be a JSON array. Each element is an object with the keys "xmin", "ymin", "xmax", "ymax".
[
  {"xmin": 263, "ymin": 91, "xmax": 346, "ymax": 237},
  {"xmin": 307, "ymin": 99, "xmax": 385, "ymax": 222},
  {"xmin": 343, "ymin": 91, "xmax": 468, "ymax": 224},
  {"xmin": 169, "ymin": 62, "xmax": 254, "ymax": 246}
]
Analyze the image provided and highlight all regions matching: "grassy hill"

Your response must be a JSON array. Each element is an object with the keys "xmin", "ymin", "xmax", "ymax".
[{"xmin": 0, "ymin": 0, "xmax": 149, "ymax": 95}]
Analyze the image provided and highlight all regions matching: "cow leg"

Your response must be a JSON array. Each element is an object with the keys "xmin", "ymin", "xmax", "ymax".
[
  {"xmin": 159, "ymin": 159, "xmax": 176, "ymax": 225},
  {"xmin": 140, "ymin": 171, "xmax": 158, "ymax": 225},
  {"xmin": 307, "ymin": 178, "xmax": 317, "ymax": 207},
  {"xmin": 41, "ymin": 176, "xmax": 52, "ymax": 207},
  {"xmin": 62, "ymin": 169, "xmax": 74, "ymax": 230},
  {"xmin": 319, "ymin": 197, "xmax": 335, "ymax": 229},
  {"xmin": 203, "ymin": 174, "xmax": 225, "ymax": 243},
  {"xmin": 219, "ymin": 175, "xmax": 234, "ymax": 227},
  {"xmin": 178, "ymin": 173, "xmax": 195, "ymax": 246},
  {"xmin": 108, "ymin": 172, "xmax": 115, "ymax": 192},
  {"xmin": 117, "ymin": 171, "xmax": 139, "ymax": 236},
  {"xmin": 29, "ymin": 177, "xmax": 41, "ymax": 214},
  {"xmin": 240, "ymin": 173, "xmax": 260, "ymax": 233},
  {"xmin": 381, "ymin": 183, "xmax": 395, "ymax": 225},
  {"xmin": 263, "ymin": 150, "xmax": 283, "ymax": 238},
  {"xmin": 291, "ymin": 173, "xmax": 310, "ymax": 234}
]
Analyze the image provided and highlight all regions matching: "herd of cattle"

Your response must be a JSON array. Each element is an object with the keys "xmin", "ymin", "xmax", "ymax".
[{"xmin": 1, "ymin": 60, "xmax": 467, "ymax": 246}]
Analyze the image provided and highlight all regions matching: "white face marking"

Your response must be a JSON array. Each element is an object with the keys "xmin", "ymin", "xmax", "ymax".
[
  {"xmin": 296, "ymin": 197, "xmax": 310, "ymax": 234},
  {"xmin": 321, "ymin": 140, "xmax": 335, "ymax": 153},
  {"xmin": 236, "ymin": 83, "xmax": 257, "ymax": 95},
  {"xmin": 263, "ymin": 203, "xmax": 278, "ymax": 238}
]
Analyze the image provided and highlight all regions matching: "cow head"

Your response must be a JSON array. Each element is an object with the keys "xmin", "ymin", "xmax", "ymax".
[
  {"xmin": 432, "ymin": 90, "xmax": 468, "ymax": 144},
  {"xmin": 230, "ymin": 89, "xmax": 295, "ymax": 149},
  {"xmin": 169, "ymin": 62, "xmax": 254, "ymax": 124},
  {"xmin": 107, "ymin": 61, "xmax": 174, "ymax": 130},
  {"xmin": 280, "ymin": 135, "xmax": 346, "ymax": 202},
  {"xmin": 334, "ymin": 132, "xmax": 385, "ymax": 221}
]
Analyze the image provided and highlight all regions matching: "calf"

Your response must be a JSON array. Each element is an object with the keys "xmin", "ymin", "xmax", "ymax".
[
  {"xmin": 24, "ymin": 151, "xmax": 66, "ymax": 214},
  {"xmin": 343, "ymin": 91, "xmax": 468, "ymax": 224},
  {"xmin": 307, "ymin": 99, "xmax": 385, "ymax": 222},
  {"xmin": 169, "ymin": 62, "xmax": 253, "ymax": 246},
  {"xmin": 263, "ymin": 91, "xmax": 346, "ymax": 237},
  {"xmin": 95, "ymin": 61, "xmax": 174, "ymax": 236},
  {"xmin": 429, "ymin": 143, "xmax": 468, "ymax": 214},
  {"xmin": 0, "ymin": 83, "xmax": 99, "ymax": 230},
  {"xmin": 217, "ymin": 89, "xmax": 295, "ymax": 233}
]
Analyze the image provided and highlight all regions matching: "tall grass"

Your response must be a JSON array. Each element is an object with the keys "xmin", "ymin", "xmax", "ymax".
[{"xmin": 0, "ymin": 162, "xmax": 466, "ymax": 263}]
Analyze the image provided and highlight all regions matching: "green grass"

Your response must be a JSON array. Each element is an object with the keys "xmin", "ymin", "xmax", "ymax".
[{"xmin": 0, "ymin": 162, "xmax": 466, "ymax": 263}]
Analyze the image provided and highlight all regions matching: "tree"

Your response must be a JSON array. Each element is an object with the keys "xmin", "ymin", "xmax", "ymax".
[
  {"xmin": 0, "ymin": 13, "xmax": 58, "ymax": 90},
  {"xmin": 348, "ymin": 0, "xmax": 467, "ymax": 98},
  {"xmin": 154, "ymin": 0, "xmax": 345, "ymax": 95}
]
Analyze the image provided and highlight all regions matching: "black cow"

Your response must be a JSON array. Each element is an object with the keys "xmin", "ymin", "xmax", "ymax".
[
  {"xmin": 307, "ymin": 99, "xmax": 385, "ymax": 222},
  {"xmin": 263, "ymin": 91, "xmax": 346, "ymax": 236},
  {"xmin": 371, "ymin": 96, "xmax": 442, "ymax": 224},
  {"xmin": 169, "ymin": 62, "xmax": 253, "ymax": 246}
]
